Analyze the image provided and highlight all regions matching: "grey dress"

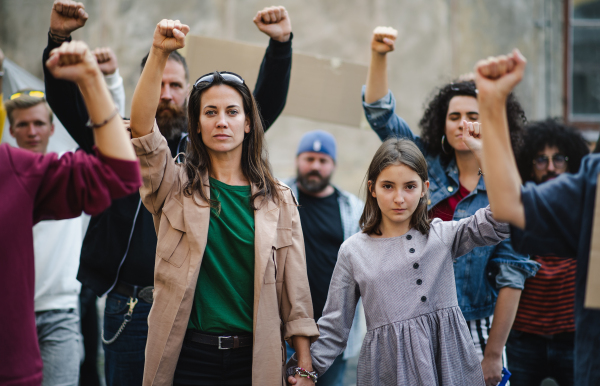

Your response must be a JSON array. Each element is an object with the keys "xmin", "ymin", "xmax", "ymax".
[{"xmin": 296, "ymin": 206, "xmax": 509, "ymax": 386}]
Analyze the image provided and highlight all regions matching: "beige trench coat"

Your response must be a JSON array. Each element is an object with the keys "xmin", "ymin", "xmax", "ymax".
[{"xmin": 132, "ymin": 127, "xmax": 320, "ymax": 386}]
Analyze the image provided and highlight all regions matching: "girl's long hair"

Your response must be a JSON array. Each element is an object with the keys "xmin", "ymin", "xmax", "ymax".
[
  {"xmin": 183, "ymin": 72, "xmax": 280, "ymax": 209},
  {"xmin": 360, "ymin": 138, "xmax": 431, "ymax": 236}
]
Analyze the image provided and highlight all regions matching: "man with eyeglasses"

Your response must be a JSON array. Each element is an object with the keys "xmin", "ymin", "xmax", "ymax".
[
  {"xmin": 42, "ymin": 2, "xmax": 294, "ymax": 385},
  {"xmin": 505, "ymin": 119, "xmax": 589, "ymax": 386}
]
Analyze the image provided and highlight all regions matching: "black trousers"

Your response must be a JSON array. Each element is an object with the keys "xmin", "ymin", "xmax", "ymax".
[{"xmin": 173, "ymin": 331, "xmax": 253, "ymax": 386}]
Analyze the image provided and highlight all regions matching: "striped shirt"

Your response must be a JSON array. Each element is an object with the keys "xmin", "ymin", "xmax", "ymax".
[{"xmin": 512, "ymin": 255, "xmax": 576, "ymax": 335}]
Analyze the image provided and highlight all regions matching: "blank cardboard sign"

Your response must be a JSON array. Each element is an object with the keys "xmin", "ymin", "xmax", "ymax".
[
  {"xmin": 186, "ymin": 35, "xmax": 367, "ymax": 127},
  {"xmin": 585, "ymin": 174, "xmax": 600, "ymax": 309}
]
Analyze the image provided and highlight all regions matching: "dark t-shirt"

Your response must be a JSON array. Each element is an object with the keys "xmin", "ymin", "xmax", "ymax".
[{"xmin": 297, "ymin": 189, "xmax": 344, "ymax": 321}]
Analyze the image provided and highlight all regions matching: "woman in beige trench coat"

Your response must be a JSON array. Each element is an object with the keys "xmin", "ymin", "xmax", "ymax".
[{"xmin": 129, "ymin": 19, "xmax": 319, "ymax": 386}]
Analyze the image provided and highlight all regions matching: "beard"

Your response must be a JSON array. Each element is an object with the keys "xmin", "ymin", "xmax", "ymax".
[
  {"xmin": 155, "ymin": 100, "xmax": 188, "ymax": 140},
  {"xmin": 540, "ymin": 171, "xmax": 559, "ymax": 183},
  {"xmin": 296, "ymin": 169, "xmax": 332, "ymax": 194}
]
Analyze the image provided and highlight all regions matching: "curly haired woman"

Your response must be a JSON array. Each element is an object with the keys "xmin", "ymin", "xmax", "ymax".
[{"xmin": 361, "ymin": 26, "xmax": 539, "ymax": 386}]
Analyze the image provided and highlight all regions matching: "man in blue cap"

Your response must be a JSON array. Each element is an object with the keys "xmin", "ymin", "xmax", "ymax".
[{"xmin": 283, "ymin": 130, "xmax": 365, "ymax": 386}]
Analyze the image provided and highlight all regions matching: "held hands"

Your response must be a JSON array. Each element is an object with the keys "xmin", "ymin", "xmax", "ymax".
[
  {"xmin": 50, "ymin": 0, "xmax": 88, "ymax": 38},
  {"xmin": 253, "ymin": 6, "xmax": 292, "ymax": 43},
  {"xmin": 93, "ymin": 47, "xmax": 118, "ymax": 75},
  {"xmin": 474, "ymin": 49, "xmax": 527, "ymax": 102},
  {"xmin": 46, "ymin": 40, "xmax": 99, "ymax": 83},
  {"xmin": 152, "ymin": 19, "xmax": 190, "ymax": 55},
  {"xmin": 371, "ymin": 26, "xmax": 397, "ymax": 55},
  {"xmin": 287, "ymin": 375, "xmax": 315, "ymax": 386}
]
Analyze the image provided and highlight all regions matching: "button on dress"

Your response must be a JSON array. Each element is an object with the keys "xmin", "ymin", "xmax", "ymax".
[{"xmin": 304, "ymin": 206, "xmax": 509, "ymax": 386}]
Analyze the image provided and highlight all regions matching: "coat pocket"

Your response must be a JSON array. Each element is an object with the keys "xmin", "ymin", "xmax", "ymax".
[{"xmin": 156, "ymin": 200, "xmax": 189, "ymax": 268}]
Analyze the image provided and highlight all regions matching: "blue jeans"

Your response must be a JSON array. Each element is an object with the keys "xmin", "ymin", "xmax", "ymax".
[
  {"xmin": 35, "ymin": 308, "xmax": 83, "ymax": 386},
  {"xmin": 506, "ymin": 329, "xmax": 574, "ymax": 386},
  {"xmin": 103, "ymin": 292, "xmax": 152, "ymax": 386},
  {"xmin": 286, "ymin": 343, "xmax": 346, "ymax": 386}
]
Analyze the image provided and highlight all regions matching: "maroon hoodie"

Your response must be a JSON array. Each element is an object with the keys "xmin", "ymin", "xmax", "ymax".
[{"xmin": 0, "ymin": 143, "xmax": 141, "ymax": 386}]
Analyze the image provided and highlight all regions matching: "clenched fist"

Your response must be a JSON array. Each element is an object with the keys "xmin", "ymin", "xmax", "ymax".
[
  {"xmin": 93, "ymin": 47, "xmax": 118, "ymax": 75},
  {"xmin": 50, "ymin": 0, "xmax": 89, "ymax": 38},
  {"xmin": 371, "ymin": 26, "xmax": 397, "ymax": 55},
  {"xmin": 152, "ymin": 19, "xmax": 190, "ymax": 55},
  {"xmin": 253, "ymin": 6, "xmax": 291, "ymax": 43},
  {"xmin": 46, "ymin": 40, "xmax": 99, "ymax": 83},
  {"xmin": 474, "ymin": 49, "xmax": 526, "ymax": 101}
]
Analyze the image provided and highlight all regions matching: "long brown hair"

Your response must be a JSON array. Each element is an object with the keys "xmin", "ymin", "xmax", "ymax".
[
  {"xmin": 183, "ymin": 72, "xmax": 280, "ymax": 209},
  {"xmin": 360, "ymin": 138, "xmax": 431, "ymax": 235}
]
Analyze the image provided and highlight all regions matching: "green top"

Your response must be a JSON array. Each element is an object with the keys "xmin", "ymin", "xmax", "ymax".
[{"xmin": 188, "ymin": 177, "xmax": 255, "ymax": 333}]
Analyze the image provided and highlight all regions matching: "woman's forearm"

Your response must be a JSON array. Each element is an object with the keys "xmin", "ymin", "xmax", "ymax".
[
  {"xmin": 479, "ymin": 100, "xmax": 525, "ymax": 228},
  {"xmin": 485, "ymin": 287, "xmax": 521, "ymax": 358},
  {"xmin": 292, "ymin": 336, "xmax": 313, "ymax": 371},
  {"xmin": 78, "ymin": 69, "xmax": 136, "ymax": 161},
  {"xmin": 130, "ymin": 47, "xmax": 169, "ymax": 138},
  {"xmin": 365, "ymin": 52, "xmax": 389, "ymax": 104}
]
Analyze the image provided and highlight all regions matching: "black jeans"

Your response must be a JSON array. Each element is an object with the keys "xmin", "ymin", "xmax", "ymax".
[
  {"xmin": 506, "ymin": 329, "xmax": 575, "ymax": 386},
  {"xmin": 174, "ymin": 331, "xmax": 253, "ymax": 386}
]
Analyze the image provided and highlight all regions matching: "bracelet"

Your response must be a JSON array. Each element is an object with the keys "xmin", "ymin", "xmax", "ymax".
[
  {"xmin": 86, "ymin": 107, "xmax": 120, "ymax": 129},
  {"xmin": 293, "ymin": 367, "xmax": 318, "ymax": 383},
  {"xmin": 48, "ymin": 30, "xmax": 70, "ymax": 43}
]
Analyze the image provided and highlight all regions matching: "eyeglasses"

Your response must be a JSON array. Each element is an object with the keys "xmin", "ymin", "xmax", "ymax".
[
  {"xmin": 532, "ymin": 154, "xmax": 569, "ymax": 170},
  {"xmin": 194, "ymin": 71, "xmax": 245, "ymax": 88},
  {"xmin": 10, "ymin": 90, "xmax": 46, "ymax": 100}
]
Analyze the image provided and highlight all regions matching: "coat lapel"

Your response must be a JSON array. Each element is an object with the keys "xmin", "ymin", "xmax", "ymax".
[{"xmin": 252, "ymin": 186, "xmax": 280, "ymax": 331}]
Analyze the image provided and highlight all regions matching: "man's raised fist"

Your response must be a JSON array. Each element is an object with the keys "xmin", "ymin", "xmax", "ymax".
[
  {"xmin": 152, "ymin": 19, "xmax": 190, "ymax": 55},
  {"xmin": 474, "ymin": 49, "xmax": 527, "ymax": 100},
  {"xmin": 93, "ymin": 47, "xmax": 118, "ymax": 75},
  {"xmin": 46, "ymin": 41, "xmax": 99, "ymax": 83},
  {"xmin": 371, "ymin": 26, "xmax": 397, "ymax": 55},
  {"xmin": 253, "ymin": 6, "xmax": 291, "ymax": 43},
  {"xmin": 50, "ymin": 0, "xmax": 89, "ymax": 38}
]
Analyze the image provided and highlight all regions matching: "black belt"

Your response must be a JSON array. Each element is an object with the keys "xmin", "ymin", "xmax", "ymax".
[
  {"xmin": 185, "ymin": 330, "xmax": 253, "ymax": 350},
  {"xmin": 111, "ymin": 281, "xmax": 154, "ymax": 304}
]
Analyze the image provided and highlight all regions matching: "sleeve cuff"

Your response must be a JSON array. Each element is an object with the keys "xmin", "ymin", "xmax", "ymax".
[
  {"xmin": 495, "ymin": 263, "xmax": 529, "ymax": 289},
  {"xmin": 267, "ymin": 32, "xmax": 293, "ymax": 57},
  {"xmin": 103, "ymin": 68, "xmax": 122, "ymax": 88},
  {"xmin": 283, "ymin": 317, "xmax": 320, "ymax": 346},
  {"xmin": 131, "ymin": 121, "xmax": 163, "ymax": 155},
  {"xmin": 92, "ymin": 147, "xmax": 141, "ymax": 185},
  {"xmin": 361, "ymin": 85, "xmax": 395, "ymax": 109}
]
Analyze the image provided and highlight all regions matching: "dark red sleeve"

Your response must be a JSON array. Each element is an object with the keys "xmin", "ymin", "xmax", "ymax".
[{"xmin": 8, "ymin": 146, "xmax": 141, "ymax": 223}]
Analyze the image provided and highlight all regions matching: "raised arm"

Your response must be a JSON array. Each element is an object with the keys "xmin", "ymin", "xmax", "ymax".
[
  {"xmin": 365, "ymin": 26, "xmax": 396, "ymax": 104},
  {"xmin": 45, "ymin": 41, "xmax": 135, "ymax": 162},
  {"xmin": 433, "ymin": 206, "xmax": 510, "ymax": 259},
  {"xmin": 475, "ymin": 50, "xmax": 527, "ymax": 229},
  {"xmin": 130, "ymin": 19, "xmax": 189, "ymax": 138},
  {"xmin": 362, "ymin": 27, "xmax": 416, "ymax": 145},
  {"xmin": 43, "ymin": 0, "xmax": 93, "ymax": 151},
  {"xmin": 252, "ymin": 6, "xmax": 292, "ymax": 130},
  {"xmin": 94, "ymin": 47, "xmax": 126, "ymax": 116}
]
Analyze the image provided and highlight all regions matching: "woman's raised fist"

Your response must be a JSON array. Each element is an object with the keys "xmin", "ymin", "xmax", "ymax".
[{"xmin": 371, "ymin": 26, "xmax": 398, "ymax": 55}]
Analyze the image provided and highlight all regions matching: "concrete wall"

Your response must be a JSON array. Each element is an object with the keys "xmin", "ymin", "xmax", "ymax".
[{"xmin": 0, "ymin": 0, "xmax": 565, "ymax": 196}]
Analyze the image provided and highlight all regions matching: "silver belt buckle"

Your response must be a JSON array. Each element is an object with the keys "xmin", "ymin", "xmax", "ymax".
[
  {"xmin": 138, "ymin": 286, "xmax": 154, "ymax": 304},
  {"xmin": 218, "ymin": 336, "xmax": 232, "ymax": 350}
]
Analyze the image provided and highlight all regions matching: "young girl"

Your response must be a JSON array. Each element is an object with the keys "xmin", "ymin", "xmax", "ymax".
[
  {"xmin": 288, "ymin": 138, "xmax": 508, "ymax": 385},
  {"xmin": 130, "ymin": 20, "xmax": 318, "ymax": 386},
  {"xmin": 362, "ymin": 26, "xmax": 539, "ymax": 385}
]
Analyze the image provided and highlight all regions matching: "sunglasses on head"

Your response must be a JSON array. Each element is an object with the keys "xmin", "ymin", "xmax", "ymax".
[
  {"xmin": 194, "ymin": 71, "xmax": 245, "ymax": 88},
  {"xmin": 532, "ymin": 154, "xmax": 569, "ymax": 170},
  {"xmin": 10, "ymin": 90, "xmax": 46, "ymax": 100}
]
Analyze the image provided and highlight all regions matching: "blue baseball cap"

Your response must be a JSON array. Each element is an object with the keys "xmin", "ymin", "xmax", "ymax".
[{"xmin": 296, "ymin": 130, "xmax": 337, "ymax": 162}]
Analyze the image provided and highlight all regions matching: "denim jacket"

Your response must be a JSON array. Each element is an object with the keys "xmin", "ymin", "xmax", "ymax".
[{"xmin": 362, "ymin": 87, "xmax": 540, "ymax": 321}]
